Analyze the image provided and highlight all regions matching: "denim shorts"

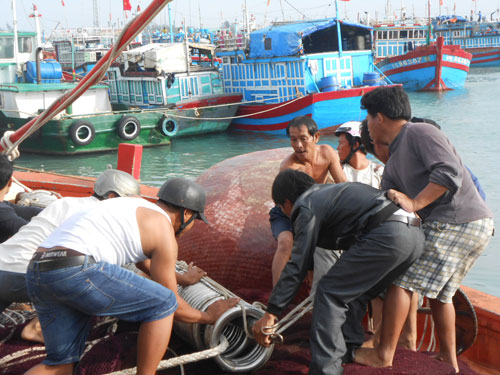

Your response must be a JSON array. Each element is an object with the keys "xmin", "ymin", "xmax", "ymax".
[
  {"xmin": 26, "ymin": 257, "xmax": 178, "ymax": 365},
  {"xmin": 269, "ymin": 205, "xmax": 292, "ymax": 239},
  {"xmin": 0, "ymin": 270, "xmax": 30, "ymax": 312}
]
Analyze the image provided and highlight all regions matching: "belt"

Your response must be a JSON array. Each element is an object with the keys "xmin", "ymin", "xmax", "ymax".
[
  {"xmin": 385, "ymin": 214, "xmax": 421, "ymax": 228},
  {"xmin": 28, "ymin": 249, "xmax": 96, "ymax": 272}
]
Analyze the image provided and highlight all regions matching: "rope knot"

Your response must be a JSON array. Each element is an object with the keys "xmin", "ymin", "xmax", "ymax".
[{"xmin": 0, "ymin": 131, "xmax": 20, "ymax": 161}]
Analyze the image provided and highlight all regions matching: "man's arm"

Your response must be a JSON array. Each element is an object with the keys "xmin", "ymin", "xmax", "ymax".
[
  {"xmin": 387, "ymin": 182, "xmax": 448, "ymax": 213},
  {"xmin": 138, "ymin": 208, "xmax": 237, "ymax": 324},
  {"xmin": 323, "ymin": 145, "xmax": 347, "ymax": 183},
  {"xmin": 135, "ymin": 259, "xmax": 205, "ymax": 286}
]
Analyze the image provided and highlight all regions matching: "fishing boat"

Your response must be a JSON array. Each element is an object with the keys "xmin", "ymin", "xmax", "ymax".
[
  {"xmin": 376, "ymin": 35, "xmax": 472, "ymax": 91},
  {"xmin": 107, "ymin": 41, "xmax": 242, "ymax": 138},
  {"xmin": 216, "ymin": 18, "xmax": 392, "ymax": 134},
  {"xmin": 0, "ymin": 29, "xmax": 173, "ymax": 154},
  {"xmin": 434, "ymin": 16, "xmax": 500, "ymax": 67}
]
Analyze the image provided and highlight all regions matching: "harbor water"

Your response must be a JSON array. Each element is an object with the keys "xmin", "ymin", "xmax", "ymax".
[{"xmin": 15, "ymin": 68, "xmax": 500, "ymax": 298}]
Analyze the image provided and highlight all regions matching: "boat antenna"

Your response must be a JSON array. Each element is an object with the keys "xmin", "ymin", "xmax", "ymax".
[
  {"xmin": 426, "ymin": 0, "xmax": 431, "ymax": 45},
  {"xmin": 11, "ymin": 0, "xmax": 20, "ymax": 80}
]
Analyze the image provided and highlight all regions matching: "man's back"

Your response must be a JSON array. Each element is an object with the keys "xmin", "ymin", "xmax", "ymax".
[
  {"xmin": 41, "ymin": 197, "xmax": 171, "ymax": 266},
  {"xmin": 0, "ymin": 196, "xmax": 98, "ymax": 273}
]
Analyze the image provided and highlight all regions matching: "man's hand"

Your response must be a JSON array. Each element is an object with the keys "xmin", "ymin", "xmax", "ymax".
[
  {"xmin": 387, "ymin": 189, "xmax": 415, "ymax": 212},
  {"xmin": 204, "ymin": 298, "xmax": 240, "ymax": 324},
  {"xmin": 179, "ymin": 262, "xmax": 207, "ymax": 286},
  {"xmin": 252, "ymin": 312, "xmax": 277, "ymax": 347}
]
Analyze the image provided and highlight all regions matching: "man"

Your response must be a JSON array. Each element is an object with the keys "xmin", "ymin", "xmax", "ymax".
[
  {"xmin": 270, "ymin": 115, "xmax": 347, "ymax": 286},
  {"xmin": 0, "ymin": 155, "xmax": 42, "ymax": 242},
  {"xmin": 25, "ymin": 177, "xmax": 238, "ymax": 375},
  {"xmin": 253, "ymin": 169, "xmax": 424, "ymax": 375},
  {"xmin": 335, "ymin": 120, "xmax": 384, "ymax": 188},
  {"xmin": 0, "ymin": 169, "xmax": 141, "ymax": 342},
  {"xmin": 355, "ymin": 86, "xmax": 494, "ymax": 372}
]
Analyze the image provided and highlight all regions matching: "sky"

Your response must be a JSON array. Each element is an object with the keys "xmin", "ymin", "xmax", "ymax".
[{"xmin": 2, "ymin": 0, "xmax": 500, "ymax": 35}]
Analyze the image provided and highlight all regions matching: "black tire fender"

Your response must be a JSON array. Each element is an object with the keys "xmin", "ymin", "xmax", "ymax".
[
  {"xmin": 158, "ymin": 115, "xmax": 178, "ymax": 137},
  {"xmin": 116, "ymin": 115, "xmax": 141, "ymax": 141},
  {"xmin": 69, "ymin": 120, "xmax": 95, "ymax": 146}
]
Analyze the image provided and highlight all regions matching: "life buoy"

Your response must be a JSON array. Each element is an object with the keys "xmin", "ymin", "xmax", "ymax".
[
  {"xmin": 116, "ymin": 116, "xmax": 141, "ymax": 141},
  {"xmin": 69, "ymin": 120, "xmax": 95, "ymax": 146},
  {"xmin": 159, "ymin": 115, "xmax": 179, "ymax": 137}
]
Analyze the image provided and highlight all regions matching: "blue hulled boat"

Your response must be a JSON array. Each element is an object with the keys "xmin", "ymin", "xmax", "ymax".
[
  {"xmin": 434, "ymin": 16, "xmax": 500, "ymax": 67},
  {"xmin": 217, "ymin": 18, "xmax": 391, "ymax": 134}
]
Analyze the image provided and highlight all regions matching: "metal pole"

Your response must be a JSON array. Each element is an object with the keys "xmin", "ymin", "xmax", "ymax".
[
  {"xmin": 168, "ymin": 3, "xmax": 173, "ymax": 42},
  {"xmin": 335, "ymin": 0, "xmax": 343, "ymax": 56},
  {"xmin": 12, "ymin": 0, "xmax": 20, "ymax": 80}
]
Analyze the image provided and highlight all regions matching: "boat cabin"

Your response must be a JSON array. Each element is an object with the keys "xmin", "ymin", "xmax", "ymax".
[
  {"xmin": 0, "ymin": 31, "xmax": 37, "ymax": 84},
  {"xmin": 433, "ymin": 17, "xmax": 500, "ymax": 49},
  {"xmin": 217, "ymin": 18, "xmax": 373, "ymax": 104},
  {"xmin": 107, "ymin": 42, "xmax": 224, "ymax": 108},
  {"xmin": 373, "ymin": 23, "xmax": 430, "ymax": 59}
]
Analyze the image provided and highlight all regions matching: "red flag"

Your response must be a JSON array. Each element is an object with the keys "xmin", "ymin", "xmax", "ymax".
[
  {"xmin": 340, "ymin": 0, "xmax": 350, "ymax": 1},
  {"xmin": 137, "ymin": 5, "xmax": 141, "ymax": 12},
  {"xmin": 123, "ymin": 0, "xmax": 132, "ymax": 11},
  {"xmin": 439, "ymin": 0, "xmax": 443, "ymax": 6},
  {"xmin": 267, "ymin": 0, "xmax": 271, "ymax": 6},
  {"xmin": 61, "ymin": 0, "xmax": 65, "ymax": 6}
]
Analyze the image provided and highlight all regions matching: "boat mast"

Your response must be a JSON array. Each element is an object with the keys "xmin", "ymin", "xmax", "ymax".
[
  {"xmin": 29, "ymin": 4, "xmax": 42, "ymax": 48},
  {"xmin": 426, "ymin": 0, "xmax": 431, "ymax": 45},
  {"xmin": 12, "ymin": 0, "xmax": 20, "ymax": 79},
  {"xmin": 335, "ymin": 0, "xmax": 343, "ymax": 56},
  {"xmin": 168, "ymin": 3, "xmax": 173, "ymax": 42}
]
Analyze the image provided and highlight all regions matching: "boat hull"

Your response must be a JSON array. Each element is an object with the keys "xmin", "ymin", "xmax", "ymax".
[
  {"xmin": 467, "ymin": 47, "xmax": 500, "ymax": 67},
  {"xmin": 0, "ymin": 111, "xmax": 171, "ymax": 155},
  {"xmin": 230, "ymin": 86, "xmax": 388, "ymax": 135},
  {"xmin": 377, "ymin": 37, "xmax": 472, "ymax": 91}
]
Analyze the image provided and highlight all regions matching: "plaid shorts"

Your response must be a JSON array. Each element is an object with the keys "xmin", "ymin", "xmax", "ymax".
[{"xmin": 394, "ymin": 217, "xmax": 494, "ymax": 303}]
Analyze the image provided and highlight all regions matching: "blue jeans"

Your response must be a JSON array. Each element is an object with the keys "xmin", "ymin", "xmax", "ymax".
[
  {"xmin": 26, "ymin": 257, "xmax": 178, "ymax": 366},
  {"xmin": 0, "ymin": 270, "xmax": 30, "ymax": 312}
]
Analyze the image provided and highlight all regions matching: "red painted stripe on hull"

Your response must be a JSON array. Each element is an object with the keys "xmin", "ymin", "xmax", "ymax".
[
  {"xmin": 385, "ymin": 45, "xmax": 471, "ymax": 64},
  {"xmin": 441, "ymin": 61, "xmax": 470, "ymax": 72},
  {"xmin": 232, "ymin": 114, "xmax": 312, "ymax": 131},
  {"xmin": 471, "ymin": 56, "xmax": 500, "ymax": 64},
  {"xmin": 176, "ymin": 94, "xmax": 243, "ymax": 109},
  {"xmin": 468, "ymin": 49, "xmax": 500, "ymax": 58},
  {"xmin": 383, "ymin": 61, "xmax": 436, "ymax": 76},
  {"xmin": 236, "ymin": 86, "xmax": 382, "ymax": 120}
]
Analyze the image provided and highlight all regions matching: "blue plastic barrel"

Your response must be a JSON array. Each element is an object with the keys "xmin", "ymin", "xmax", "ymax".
[
  {"xmin": 362, "ymin": 72, "xmax": 381, "ymax": 86},
  {"xmin": 318, "ymin": 76, "xmax": 339, "ymax": 92},
  {"xmin": 25, "ymin": 59, "xmax": 63, "ymax": 83}
]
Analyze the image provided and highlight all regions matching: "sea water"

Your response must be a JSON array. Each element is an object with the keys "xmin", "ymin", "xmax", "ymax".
[{"xmin": 16, "ymin": 68, "xmax": 500, "ymax": 298}]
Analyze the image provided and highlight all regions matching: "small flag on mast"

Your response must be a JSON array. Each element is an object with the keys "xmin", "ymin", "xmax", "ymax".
[{"xmin": 123, "ymin": 0, "xmax": 132, "ymax": 11}]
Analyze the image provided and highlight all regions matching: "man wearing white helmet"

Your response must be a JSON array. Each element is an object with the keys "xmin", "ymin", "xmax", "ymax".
[
  {"xmin": 0, "ymin": 169, "xmax": 140, "ymax": 343},
  {"xmin": 335, "ymin": 121, "xmax": 384, "ymax": 189}
]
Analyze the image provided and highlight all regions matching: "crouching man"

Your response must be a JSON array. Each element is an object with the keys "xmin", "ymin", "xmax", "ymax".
[
  {"xmin": 253, "ymin": 170, "xmax": 424, "ymax": 375},
  {"xmin": 25, "ymin": 177, "xmax": 238, "ymax": 375}
]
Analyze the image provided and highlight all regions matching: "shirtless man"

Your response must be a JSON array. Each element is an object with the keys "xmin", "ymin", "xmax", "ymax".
[
  {"xmin": 270, "ymin": 115, "xmax": 347, "ymax": 286},
  {"xmin": 25, "ymin": 177, "xmax": 238, "ymax": 375}
]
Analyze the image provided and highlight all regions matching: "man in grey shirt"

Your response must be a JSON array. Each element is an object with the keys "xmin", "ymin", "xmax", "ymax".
[{"xmin": 354, "ymin": 86, "xmax": 494, "ymax": 373}]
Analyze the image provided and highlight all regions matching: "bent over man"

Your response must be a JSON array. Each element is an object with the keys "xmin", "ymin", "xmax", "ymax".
[
  {"xmin": 253, "ymin": 169, "xmax": 424, "ymax": 375},
  {"xmin": 25, "ymin": 177, "xmax": 237, "ymax": 375}
]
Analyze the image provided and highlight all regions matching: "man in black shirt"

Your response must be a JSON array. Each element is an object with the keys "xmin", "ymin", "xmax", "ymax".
[
  {"xmin": 0, "ymin": 155, "xmax": 41, "ymax": 242},
  {"xmin": 253, "ymin": 169, "xmax": 424, "ymax": 375}
]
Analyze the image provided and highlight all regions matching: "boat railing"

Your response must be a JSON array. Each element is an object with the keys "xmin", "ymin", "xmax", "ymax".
[{"xmin": 216, "ymin": 35, "xmax": 249, "ymax": 51}]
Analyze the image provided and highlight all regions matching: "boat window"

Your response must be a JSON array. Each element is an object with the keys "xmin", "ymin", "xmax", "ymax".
[
  {"xmin": 400, "ymin": 30, "xmax": 408, "ymax": 38},
  {"xmin": 382, "ymin": 31, "xmax": 387, "ymax": 39},
  {"xmin": 408, "ymin": 30, "xmax": 414, "ymax": 38},
  {"xmin": 0, "ymin": 37, "xmax": 14, "ymax": 59},
  {"xmin": 302, "ymin": 24, "xmax": 371, "ymax": 53},
  {"xmin": 18, "ymin": 37, "xmax": 33, "ymax": 53},
  {"xmin": 264, "ymin": 38, "xmax": 272, "ymax": 51}
]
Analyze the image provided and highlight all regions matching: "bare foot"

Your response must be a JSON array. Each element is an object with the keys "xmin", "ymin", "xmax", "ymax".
[
  {"xmin": 362, "ymin": 336, "xmax": 377, "ymax": 349},
  {"xmin": 432, "ymin": 353, "xmax": 459, "ymax": 373},
  {"xmin": 397, "ymin": 335, "xmax": 416, "ymax": 351},
  {"xmin": 21, "ymin": 317, "xmax": 45, "ymax": 344},
  {"xmin": 354, "ymin": 347, "xmax": 392, "ymax": 368}
]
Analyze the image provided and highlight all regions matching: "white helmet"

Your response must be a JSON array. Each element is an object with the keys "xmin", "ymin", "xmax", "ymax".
[
  {"xmin": 335, "ymin": 121, "xmax": 362, "ymax": 139},
  {"xmin": 93, "ymin": 169, "xmax": 140, "ymax": 198}
]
